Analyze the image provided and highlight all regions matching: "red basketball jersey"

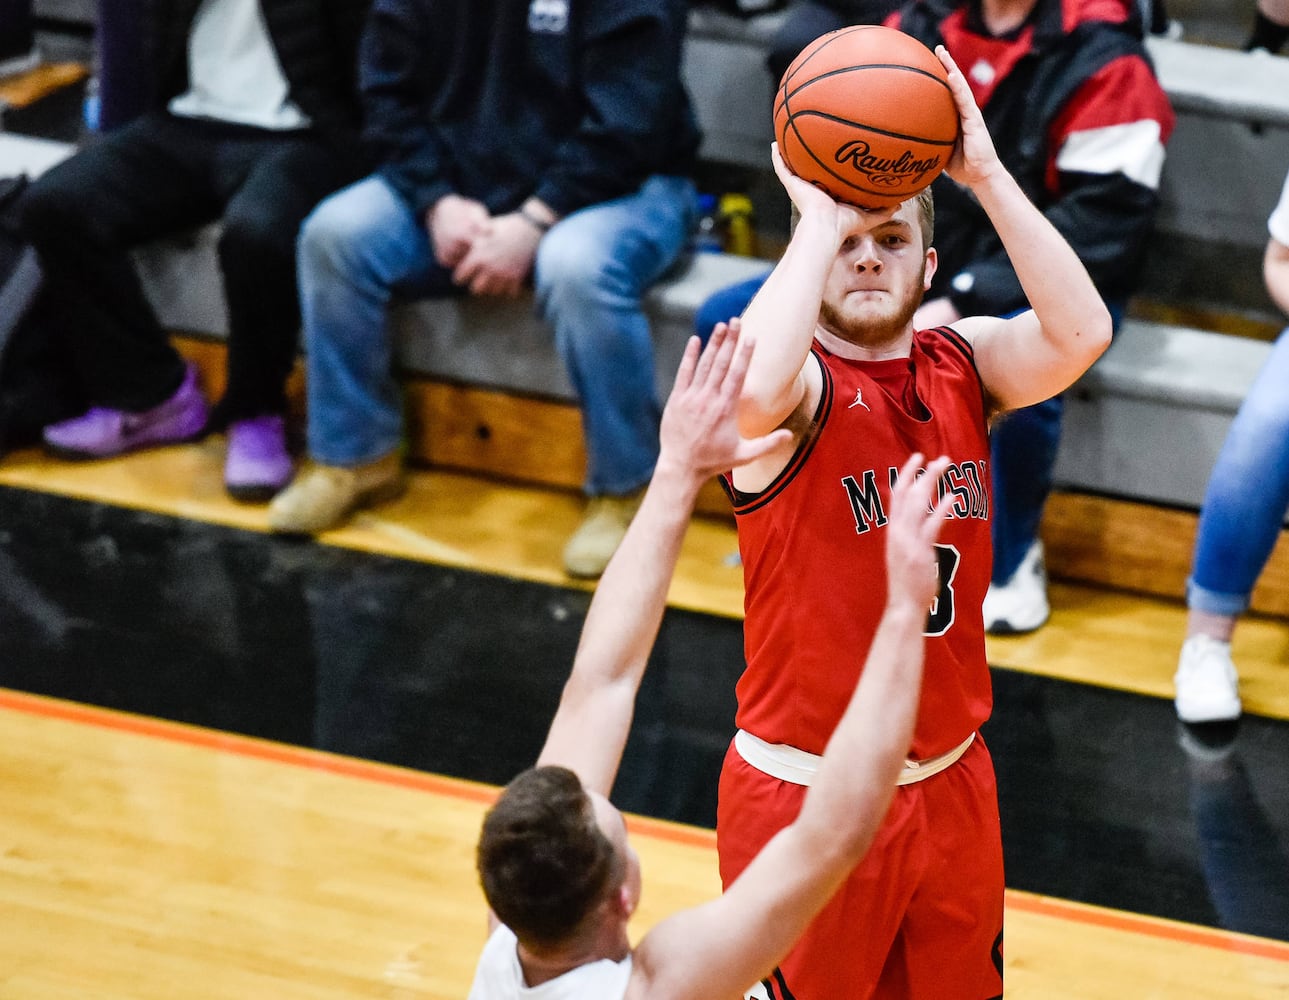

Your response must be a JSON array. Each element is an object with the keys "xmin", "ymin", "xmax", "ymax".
[{"xmin": 725, "ymin": 328, "xmax": 993, "ymax": 759}]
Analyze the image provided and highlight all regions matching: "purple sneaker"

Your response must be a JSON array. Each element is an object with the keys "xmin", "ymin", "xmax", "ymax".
[
  {"xmin": 43, "ymin": 364, "xmax": 208, "ymax": 459},
  {"xmin": 224, "ymin": 414, "xmax": 293, "ymax": 503}
]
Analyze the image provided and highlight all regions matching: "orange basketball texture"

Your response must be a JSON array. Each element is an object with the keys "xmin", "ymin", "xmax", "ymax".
[{"xmin": 773, "ymin": 25, "xmax": 959, "ymax": 207}]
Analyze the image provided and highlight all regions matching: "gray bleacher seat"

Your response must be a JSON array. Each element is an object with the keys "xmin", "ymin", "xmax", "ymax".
[
  {"xmin": 1057, "ymin": 319, "xmax": 1275, "ymax": 508},
  {"xmin": 0, "ymin": 131, "xmax": 70, "ymax": 176},
  {"xmin": 1145, "ymin": 39, "xmax": 1289, "ymax": 258},
  {"xmin": 31, "ymin": 0, "xmax": 93, "ymax": 24},
  {"xmin": 1146, "ymin": 37, "xmax": 1289, "ymax": 126},
  {"xmin": 683, "ymin": 6, "xmax": 784, "ymax": 168},
  {"xmin": 0, "ymin": 132, "xmax": 774, "ymax": 402}
]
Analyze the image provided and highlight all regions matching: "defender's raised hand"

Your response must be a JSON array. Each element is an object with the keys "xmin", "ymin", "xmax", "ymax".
[
  {"xmin": 658, "ymin": 320, "xmax": 793, "ymax": 482},
  {"xmin": 885, "ymin": 453, "xmax": 955, "ymax": 613}
]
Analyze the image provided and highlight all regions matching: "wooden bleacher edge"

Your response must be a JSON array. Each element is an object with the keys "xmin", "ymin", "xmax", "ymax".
[
  {"xmin": 0, "ymin": 62, "xmax": 87, "ymax": 112},
  {"xmin": 1126, "ymin": 298, "xmax": 1283, "ymax": 343},
  {"xmin": 175, "ymin": 333, "xmax": 1289, "ymax": 620},
  {"xmin": 175, "ymin": 334, "xmax": 734, "ymax": 516}
]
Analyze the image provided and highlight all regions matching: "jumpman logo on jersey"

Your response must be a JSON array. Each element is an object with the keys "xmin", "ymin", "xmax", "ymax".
[{"xmin": 848, "ymin": 388, "xmax": 870, "ymax": 411}]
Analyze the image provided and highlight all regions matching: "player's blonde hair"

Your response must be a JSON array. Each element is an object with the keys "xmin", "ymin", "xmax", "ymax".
[
  {"xmin": 912, "ymin": 185, "xmax": 935, "ymax": 248},
  {"xmin": 788, "ymin": 185, "xmax": 936, "ymax": 250}
]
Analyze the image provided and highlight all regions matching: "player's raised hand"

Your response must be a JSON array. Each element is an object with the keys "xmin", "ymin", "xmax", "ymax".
[
  {"xmin": 771, "ymin": 141, "xmax": 834, "ymax": 214},
  {"xmin": 934, "ymin": 46, "xmax": 1004, "ymax": 191},
  {"xmin": 771, "ymin": 142, "xmax": 869, "ymax": 232},
  {"xmin": 659, "ymin": 319, "xmax": 793, "ymax": 481},
  {"xmin": 885, "ymin": 453, "xmax": 954, "ymax": 612}
]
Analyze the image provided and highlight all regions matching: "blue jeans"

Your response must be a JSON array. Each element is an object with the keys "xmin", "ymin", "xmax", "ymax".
[
  {"xmin": 297, "ymin": 173, "xmax": 697, "ymax": 493},
  {"xmin": 692, "ymin": 279, "xmax": 1122, "ymax": 582},
  {"xmin": 694, "ymin": 274, "xmax": 768, "ymax": 344},
  {"xmin": 1188, "ymin": 327, "xmax": 1289, "ymax": 615}
]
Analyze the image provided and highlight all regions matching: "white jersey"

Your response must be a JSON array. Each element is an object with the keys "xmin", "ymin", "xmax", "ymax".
[
  {"xmin": 1270, "ymin": 168, "xmax": 1289, "ymax": 248},
  {"xmin": 466, "ymin": 925, "xmax": 632, "ymax": 1000},
  {"xmin": 168, "ymin": 0, "xmax": 309, "ymax": 130}
]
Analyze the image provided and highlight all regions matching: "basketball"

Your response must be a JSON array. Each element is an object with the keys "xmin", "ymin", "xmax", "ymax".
[{"xmin": 773, "ymin": 25, "xmax": 959, "ymax": 208}]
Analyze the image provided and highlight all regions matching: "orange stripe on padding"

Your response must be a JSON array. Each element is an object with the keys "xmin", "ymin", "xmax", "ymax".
[
  {"xmin": 0, "ymin": 686, "xmax": 499, "ymax": 804},
  {"xmin": 0, "ymin": 687, "xmax": 716, "ymax": 849}
]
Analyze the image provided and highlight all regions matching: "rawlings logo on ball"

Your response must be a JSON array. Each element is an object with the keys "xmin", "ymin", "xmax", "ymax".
[{"xmin": 834, "ymin": 141, "xmax": 943, "ymax": 188}]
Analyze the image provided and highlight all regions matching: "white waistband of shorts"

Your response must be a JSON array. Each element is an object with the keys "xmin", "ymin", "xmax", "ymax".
[{"xmin": 734, "ymin": 729, "xmax": 975, "ymax": 787}]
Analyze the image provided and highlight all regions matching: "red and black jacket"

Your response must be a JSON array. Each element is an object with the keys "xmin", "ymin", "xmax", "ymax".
[{"xmin": 891, "ymin": 0, "xmax": 1176, "ymax": 314}]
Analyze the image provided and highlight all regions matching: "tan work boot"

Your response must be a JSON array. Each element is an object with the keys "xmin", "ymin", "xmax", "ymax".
[
  {"xmin": 562, "ymin": 490, "xmax": 645, "ymax": 579},
  {"xmin": 267, "ymin": 452, "xmax": 405, "ymax": 535}
]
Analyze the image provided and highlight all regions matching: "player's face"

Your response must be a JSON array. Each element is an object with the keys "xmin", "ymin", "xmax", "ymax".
[
  {"xmin": 819, "ymin": 199, "xmax": 936, "ymax": 349},
  {"xmin": 589, "ymin": 791, "xmax": 642, "ymax": 915}
]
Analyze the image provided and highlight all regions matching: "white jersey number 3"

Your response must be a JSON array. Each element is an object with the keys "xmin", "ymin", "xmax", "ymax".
[{"xmin": 924, "ymin": 544, "xmax": 961, "ymax": 637}]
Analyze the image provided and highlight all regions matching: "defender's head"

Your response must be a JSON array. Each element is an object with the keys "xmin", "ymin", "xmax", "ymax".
[{"xmin": 477, "ymin": 766, "xmax": 641, "ymax": 952}]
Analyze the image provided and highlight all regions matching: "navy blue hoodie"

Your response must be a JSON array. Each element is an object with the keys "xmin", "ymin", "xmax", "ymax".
[{"xmin": 361, "ymin": 0, "xmax": 702, "ymax": 218}]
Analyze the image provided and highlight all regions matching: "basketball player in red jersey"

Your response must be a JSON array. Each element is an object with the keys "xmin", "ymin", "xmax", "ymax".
[
  {"xmin": 469, "ymin": 324, "xmax": 956, "ymax": 1000},
  {"xmin": 718, "ymin": 48, "xmax": 1113, "ymax": 999}
]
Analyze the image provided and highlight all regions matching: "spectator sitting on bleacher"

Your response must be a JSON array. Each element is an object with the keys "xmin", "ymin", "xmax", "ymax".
[
  {"xmin": 1246, "ymin": 0, "xmax": 1289, "ymax": 53},
  {"xmin": 16, "ymin": 0, "xmax": 370, "ymax": 502},
  {"xmin": 695, "ymin": 0, "xmax": 1175, "ymax": 634},
  {"xmin": 267, "ymin": 0, "xmax": 702, "ymax": 581},
  {"xmin": 1173, "ymin": 167, "xmax": 1289, "ymax": 725}
]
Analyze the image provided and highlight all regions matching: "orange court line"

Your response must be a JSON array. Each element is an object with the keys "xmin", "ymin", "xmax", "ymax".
[
  {"xmin": 1006, "ymin": 889, "xmax": 1289, "ymax": 963},
  {"xmin": 4, "ymin": 685, "xmax": 1289, "ymax": 959}
]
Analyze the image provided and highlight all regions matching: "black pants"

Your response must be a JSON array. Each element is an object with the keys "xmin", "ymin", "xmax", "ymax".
[
  {"xmin": 0, "ymin": 0, "xmax": 33, "ymax": 63},
  {"xmin": 18, "ymin": 112, "xmax": 362, "ymax": 423}
]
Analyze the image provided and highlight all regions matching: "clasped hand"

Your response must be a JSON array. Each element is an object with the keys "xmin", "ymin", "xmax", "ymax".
[{"xmin": 427, "ymin": 195, "xmax": 541, "ymax": 297}]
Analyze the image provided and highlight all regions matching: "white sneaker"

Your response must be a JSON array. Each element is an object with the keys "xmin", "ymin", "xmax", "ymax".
[
  {"xmin": 1174, "ymin": 635, "xmax": 1241, "ymax": 723},
  {"xmin": 983, "ymin": 540, "xmax": 1050, "ymax": 635}
]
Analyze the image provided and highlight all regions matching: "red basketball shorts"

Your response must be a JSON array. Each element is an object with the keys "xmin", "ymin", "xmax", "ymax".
[{"xmin": 716, "ymin": 734, "xmax": 1004, "ymax": 1000}]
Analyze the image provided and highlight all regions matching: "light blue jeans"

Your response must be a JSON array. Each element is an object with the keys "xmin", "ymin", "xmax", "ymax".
[
  {"xmin": 297, "ymin": 173, "xmax": 698, "ymax": 494},
  {"xmin": 1188, "ymin": 326, "xmax": 1289, "ymax": 615}
]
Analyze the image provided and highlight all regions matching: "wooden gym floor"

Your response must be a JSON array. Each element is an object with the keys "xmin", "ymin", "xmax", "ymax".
[{"xmin": 1, "ymin": 442, "xmax": 1289, "ymax": 998}]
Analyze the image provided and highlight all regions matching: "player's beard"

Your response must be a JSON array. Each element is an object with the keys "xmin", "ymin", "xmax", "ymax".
[{"xmin": 820, "ymin": 262, "xmax": 926, "ymax": 348}]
